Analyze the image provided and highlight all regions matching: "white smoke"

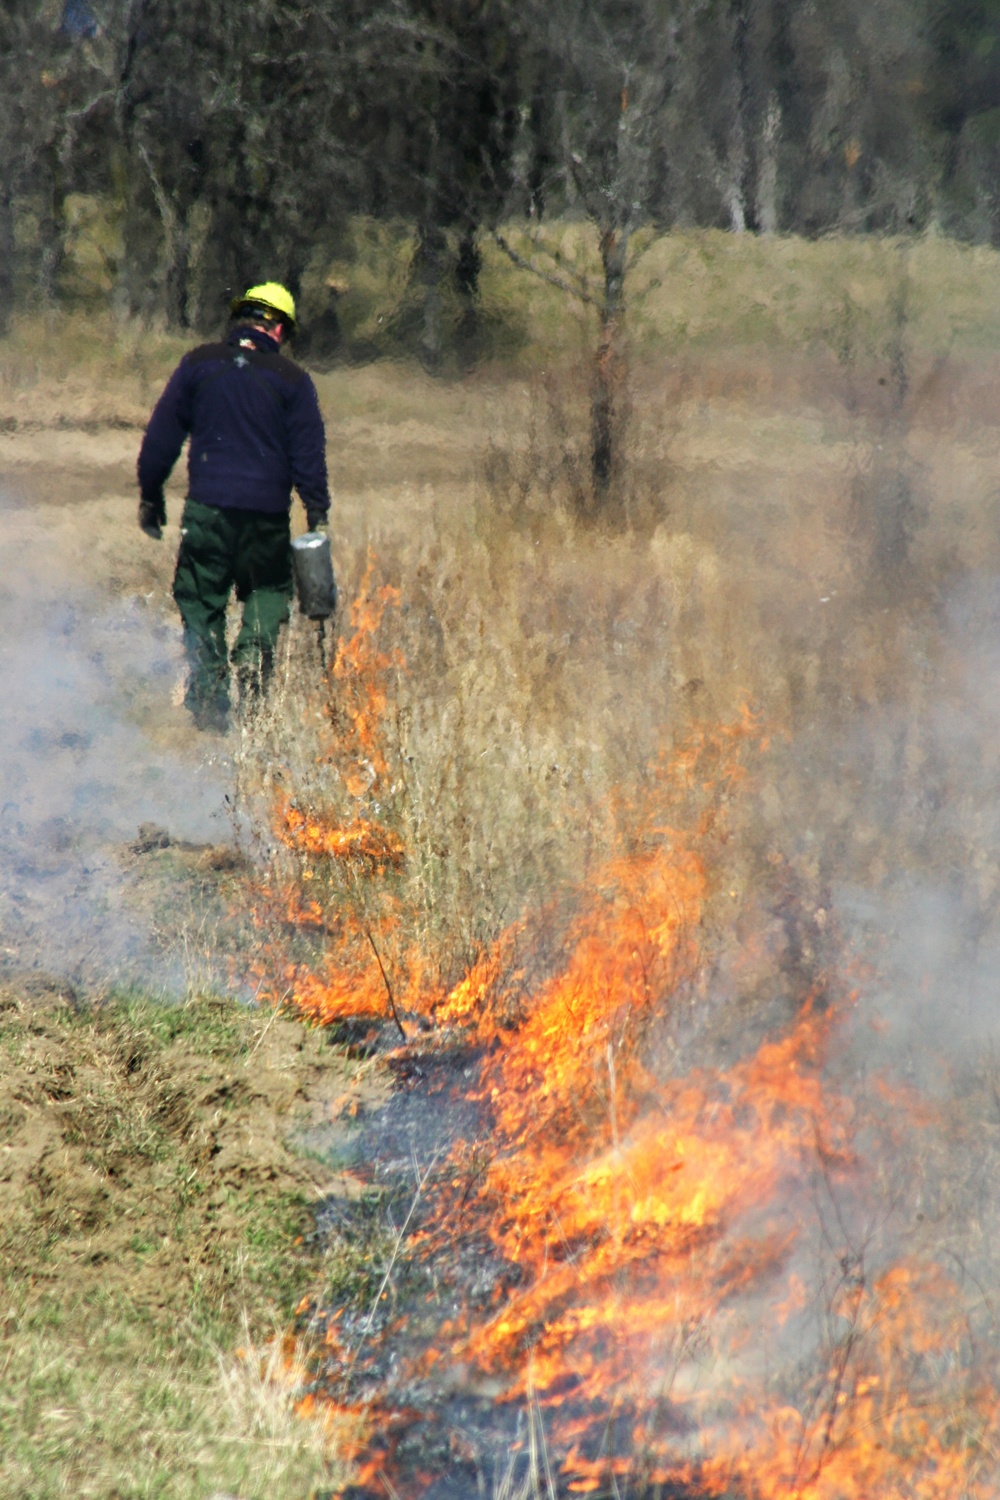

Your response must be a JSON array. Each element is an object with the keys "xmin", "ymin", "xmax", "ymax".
[{"xmin": 0, "ymin": 486, "xmax": 234, "ymax": 992}]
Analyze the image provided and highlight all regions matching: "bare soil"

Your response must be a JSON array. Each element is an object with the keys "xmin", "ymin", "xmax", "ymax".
[
  {"xmin": 0, "ymin": 984, "xmax": 364, "ymax": 1314},
  {"xmin": 0, "ymin": 983, "xmax": 386, "ymax": 1500}
]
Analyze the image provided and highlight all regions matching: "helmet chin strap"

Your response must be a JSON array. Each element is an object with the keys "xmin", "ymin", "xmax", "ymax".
[{"xmin": 243, "ymin": 319, "xmax": 284, "ymax": 346}]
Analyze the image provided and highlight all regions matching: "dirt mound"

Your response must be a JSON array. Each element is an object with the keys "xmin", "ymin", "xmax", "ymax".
[{"xmin": 0, "ymin": 986, "xmax": 370, "ymax": 1318}]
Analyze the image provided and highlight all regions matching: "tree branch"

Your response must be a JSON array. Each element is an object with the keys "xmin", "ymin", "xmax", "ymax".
[
  {"xmin": 491, "ymin": 230, "xmax": 595, "ymax": 306},
  {"xmin": 137, "ymin": 142, "xmax": 180, "ymax": 249},
  {"xmin": 362, "ymin": 921, "xmax": 407, "ymax": 1041}
]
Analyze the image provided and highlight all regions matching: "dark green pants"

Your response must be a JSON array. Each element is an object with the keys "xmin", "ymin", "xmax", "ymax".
[{"xmin": 173, "ymin": 499, "xmax": 293, "ymax": 716}]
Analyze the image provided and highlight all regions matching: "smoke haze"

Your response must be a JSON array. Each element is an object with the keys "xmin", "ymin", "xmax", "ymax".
[{"xmin": 0, "ymin": 485, "xmax": 233, "ymax": 991}]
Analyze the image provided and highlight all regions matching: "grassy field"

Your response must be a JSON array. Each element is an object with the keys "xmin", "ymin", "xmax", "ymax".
[
  {"xmin": 0, "ymin": 985, "xmax": 369, "ymax": 1500},
  {"xmin": 7, "ymin": 224, "xmax": 1000, "ymax": 977},
  {"xmin": 7, "ymin": 219, "xmax": 1000, "ymax": 393},
  {"xmin": 4, "ymin": 223, "xmax": 1000, "ymax": 1493}
]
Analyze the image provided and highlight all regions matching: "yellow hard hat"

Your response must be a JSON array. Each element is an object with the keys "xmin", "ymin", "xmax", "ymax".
[{"xmin": 230, "ymin": 282, "xmax": 297, "ymax": 331}]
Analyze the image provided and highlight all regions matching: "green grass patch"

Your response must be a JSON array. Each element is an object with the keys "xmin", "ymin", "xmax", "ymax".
[{"xmin": 0, "ymin": 988, "xmax": 359, "ymax": 1499}]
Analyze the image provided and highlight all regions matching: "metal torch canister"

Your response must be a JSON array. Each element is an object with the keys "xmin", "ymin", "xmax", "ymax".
[
  {"xmin": 291, "ymin": 531, "xmax": 337, "ymax": 619},
  {"xmin": 291, "ymin": 531, "xmax": 337, "ymax": 669}
]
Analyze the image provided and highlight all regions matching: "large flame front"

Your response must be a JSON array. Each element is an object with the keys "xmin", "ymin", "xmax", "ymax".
[{"xmin": 258, "ymin": 573, "xmax": 1000, "ymax": 1498}]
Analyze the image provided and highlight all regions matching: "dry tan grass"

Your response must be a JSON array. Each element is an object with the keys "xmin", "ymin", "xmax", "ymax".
[
  {"xmin": 6, "ymin": 233, "xmax": 997, "ymax": 1019},
  {"xmin": 235, "ymin": 309, "xmax": 1000, "ymax": 990},
  {"xmin": 7, "ymin": 227, "xmax": 1000, "ymax": 1492}
]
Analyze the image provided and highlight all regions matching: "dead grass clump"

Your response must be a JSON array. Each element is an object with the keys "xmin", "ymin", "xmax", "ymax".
[
  {"xmin": 0, "ymin": 308, "xmax": 187, "ymax": 430},
  {"xmin": 237, "ymin": 520, "xmax": 682, "ymax": 1009}
]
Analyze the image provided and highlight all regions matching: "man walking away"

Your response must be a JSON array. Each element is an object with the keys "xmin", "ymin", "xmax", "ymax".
[{"xmin": 137, "ymin": 282, "xmax": 330, "ymax": 731}]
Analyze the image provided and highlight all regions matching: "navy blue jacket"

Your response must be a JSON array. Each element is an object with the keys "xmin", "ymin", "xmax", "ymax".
[{"xmin": 137, "ymin": 327, "xmax": 330, "ymax": 517}]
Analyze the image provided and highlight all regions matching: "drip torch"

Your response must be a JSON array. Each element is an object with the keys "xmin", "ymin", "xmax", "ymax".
[{"xmin": 291, "ymin": 530, "xmax": 338, "ymax": 667}]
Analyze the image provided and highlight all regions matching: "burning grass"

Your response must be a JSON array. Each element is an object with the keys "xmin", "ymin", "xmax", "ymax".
[
  {"xmin": 237, "ymin": 575, "xmax": 1000, "ymax": 1497},
  {"xmin": 9, "ymin": 228, "xmax": 1000, "ymax": 1497}
]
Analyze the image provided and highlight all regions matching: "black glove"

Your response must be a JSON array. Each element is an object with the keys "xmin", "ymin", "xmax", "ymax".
[
  {"xmin": 306, "ymin": 509, "xmax": 328, "ymax": 533},
  {"xmin": 138, "ymin": 495, "xmax": 166, "ymax": 539}
]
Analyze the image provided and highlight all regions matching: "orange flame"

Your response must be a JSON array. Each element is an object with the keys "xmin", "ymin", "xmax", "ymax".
[
  {"xmin": 277, "ymin": 798, "xmax": 404, "ymax": 871},
  {"xmin": 329, "ymin": 555, "xmax": 403, "ymax": 794},
  {"xmin": 251, "ymin": 579, "xmax": 999, "ymax": 1496},
  {"xmin": 256, "ymin": 558, "xmax": 412, "ymax": 1031}
]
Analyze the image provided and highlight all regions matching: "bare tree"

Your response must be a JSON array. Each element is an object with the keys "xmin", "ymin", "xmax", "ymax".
[
  {"xmin": 114, "ymin": 0, "xmax": 518, "ymax": 342},
  {"xmin": 338, "ymin": 0, "xmax": 519, "ymax": 369},
  {"xmin": 493, "ymin": 0, "xmax": 692, "ymax": 500},
  {"xmin": 0, "ymin": 1, "xmax": 131, "ymax": 324},
  {"xmin": 0, "ymin": 4, "xmax": 84, "ymax": 322},
  {"xmin": 2, "ymin": 0, "xmax": 996, "ymax": 357}
]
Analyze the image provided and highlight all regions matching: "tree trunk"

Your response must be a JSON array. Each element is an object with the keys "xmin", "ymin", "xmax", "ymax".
[
  {"xmin": 591, "ymin": 228, "xmax": 628, "ymax": 499},
  {"xmin": 455, "ymin": 225, "xmax": 481, "ymax": 352},
  {"xmin": 36, "ymin": 145, "xmax": 65, "ymax": 305},
  {"xmin": 120, "ymin": 189, "xmax": 161, "ymax": 320},
  {"xmin": 195, "ymin": 195, "xmax": 253, "ymax": 331},
  {"xmin": 0, "ymin": 187, "xmax": 15, "ymax": 335},
  {"xmin": 724, "ymin": 165, "xmax": 748, "ymax": 234},
  {"xmin": 730, "ymin": 0, "xmax": 759, "ymax": 233},
  {"xmin": 757, "ymin": 94, "xmax": 780, "ymax": 235},
  {"xmin": 164, "ymin": 216, "xmax": 191, "ymax": 330},
  {"xmin": 135, "ymin": 143, "xmax": 192, "ymax": 328},
  {"xmin": 415, "ymin": 220, "xmax": 447, "ymax": 373}
]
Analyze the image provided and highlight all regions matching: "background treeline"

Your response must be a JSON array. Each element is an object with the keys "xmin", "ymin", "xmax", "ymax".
[{"xmin": 4, "ymin": 0, "xmax": 1000, "ymax": 355}]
